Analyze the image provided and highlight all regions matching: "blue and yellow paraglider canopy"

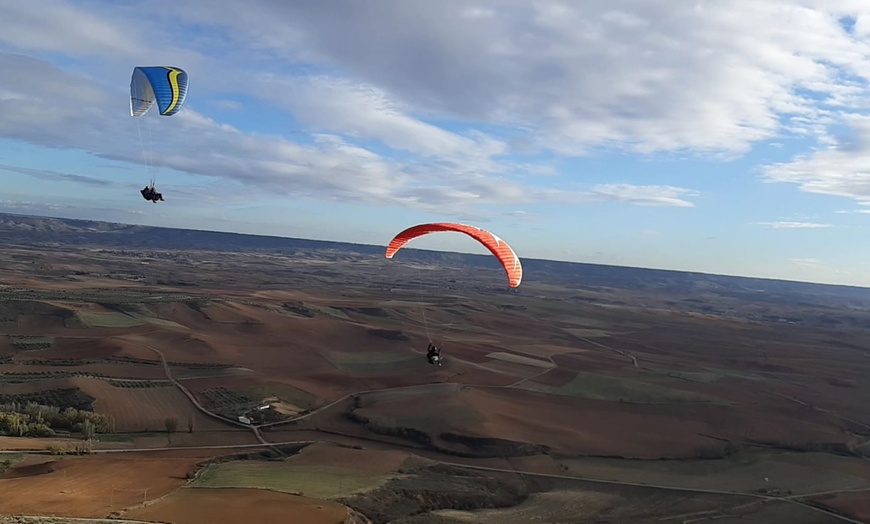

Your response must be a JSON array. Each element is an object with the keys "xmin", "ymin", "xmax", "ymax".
[{"xmin": 130, "ymin": 66, "xmax": 189, "ymax": 117}]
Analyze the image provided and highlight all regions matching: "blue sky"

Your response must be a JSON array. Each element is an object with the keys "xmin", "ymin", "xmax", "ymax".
[{"xmin": 2, "ymin": 1, "xmax": 870, "ymax": 286}]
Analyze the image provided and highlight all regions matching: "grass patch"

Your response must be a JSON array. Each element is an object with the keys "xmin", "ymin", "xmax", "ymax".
[
  {"xmin": 383, "ymin": 405, "xmax": 483, "ymax": 435},
  {"xmin": 514, "ymin": 381, "xmax": 557, "ymax": 394},
  {"xmin": 75, "ymin": 311, "xmax": 146, "ymax": 328},
  {"xmin": 486, "ymin": 352, "xmax": 552, "ymax": 368},
  {"xmin": 191, "ymin": 461, "xmax": 392, "ymax": 498},
  {"xmin": 362, "ymin": 383, "xmax": 460, "ymax": 404},
  {"xmin": 711, "ymin": 368, "xmax": 767, "ymax": 381},
  {"xmin": 377, "ymin": 300, "xmax": 437, "ymax": 308},
  {"xmin": 130, "ymin": 313, "xmax": 188, "ymax": 329},
  {"xmin": 308, "ymin": 305, "xmax": 350, "ymax": 320},
  {"xmin": 563, "ymin": 328, "xmax": 612, "ymax": 338},
  {"xmin": 358, "ymin": 388, "xmax": 482, "ymax": 434},
  {"xmin": 556, "ymin": 316, "xmax": 614, "ymax": 328},
  {"xmin": 644, "ymin": 370, "xmax": 729, "ymax": 384},
  {"xmin": 437, "ymin": 321, "xmax": 488, "ymax": 333},
  {"xmin": 0, "ymin": 453, "xmax": 23, "ymax": 473},
  {"xmin": 555, "ymin": 372, "xmax": 728, "ymax": 404},
  {"xmin": 559, "ymin": 452, "xmax": 870, "ymax": 495},
  {"xmin": 326, "ymin": 350, "xmax": 430, "ymax": 375}
]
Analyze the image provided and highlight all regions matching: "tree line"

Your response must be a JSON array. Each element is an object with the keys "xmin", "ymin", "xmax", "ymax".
[{"xmin": 0, "ymin": 401, "xmax": 110, "ymax": 438}]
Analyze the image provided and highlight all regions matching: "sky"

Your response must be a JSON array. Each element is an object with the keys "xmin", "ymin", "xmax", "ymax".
[{"xmin": 1, "ymin": 1, "xmax": 870, "ymax": 287}]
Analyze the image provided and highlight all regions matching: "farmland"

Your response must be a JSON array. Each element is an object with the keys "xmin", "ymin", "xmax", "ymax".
[
  {"xmin": 0, "ymin": 213, "xmax": 869, "ymax": 523},
  {"xmin": 70, "ymin": 378, "xmax": 229, "ymax": 433},
  {"xmin": 548, "ymin": 371, "xmax": 730, "ymax": 404},
  {"xmin": 0, "ymin": 456, "xmax": 199, "ymax": 517},
  {"xmin": 324, "ymin": 349, "xmax": 431, "ymax": 376},
  {"xmin": 123, "ymin": 487, "xmax": 348, "ymax": 524},
  {"xmin": 190, "ymin": 442, "xmax": 407, "ymax": 498},
  {"xmin": 559, "ymin": 451, "xmax": 870, "ymax": 495},
  {"xmin": 191, "ymin": 461, "xmax": 392, "ymax": 498}
]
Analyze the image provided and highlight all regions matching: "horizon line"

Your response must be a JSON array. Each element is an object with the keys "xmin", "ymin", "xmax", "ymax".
[{"xmin": 1, "ymin": 210, "xmax": 866, "ymax": 292}]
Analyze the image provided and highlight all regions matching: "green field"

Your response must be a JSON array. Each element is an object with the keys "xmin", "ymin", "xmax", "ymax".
[
  {"xmin": 554, "ymin": 372, "xmax": 728, "ymax": 404},
  {"xmin": 555, "ymin": 315, "xmax": 614, "ymax": 328},
  {"xmin": 563, "ymin": 328, "xmax": 612, "ymax": 338},
  {"xmin": 436, "ymin": 320, "xmax": 488, "ymax": 334},
  {"xmin": 75, "ymin": 311, "xmax": 147, "ymax": 328},
  {"xmin": 383, "ymin": 404, "xmax": 484, "ymax": 434},
  {"xmin": 359, "ymin": 389, "xmax": 483, "ymax": 434},
  {"xmin": 378, "ymin": 299, "xmax": 430, "ymax": 306},
  {"xmin": 326, "ymin": 350, "xmax": 431, "ymax": 375},
  {"xmin": 646, "ymin": 367, "xmax": 766, "ymax": 383},
  {"xmin": 0, "ymin": 289, "xmax": 205, "ymax": 305},
  {"xmin": 362, "ymin": 383, "xmax": 461, "ymax": 403},
  {"xmin": 72, "ymin": 309, "xmax": 186, "ymax": 329},
  {"xmin": 643, "ymin": 369, "xmax": 730, "ymax": 384},
  {"xmin": 307, "ymin": 305, "xmax": 351, "ymax": 320},
  {"xmin": 436, "ymin": 490, "xmax": 616, "ymax": 524},
  {"xmin": 560, "ymin": 452, "xmax": 870, "ymax": 495},
  {"xmin": 0, "ymin": 454, "xmax": 23, "ymax": 473},
  {"xmin": 191, "ymin": 461, "xmax": 394, "ymax": 498},
  {"xmin": 129, "ymin": 313, "xmax": 188, "ymax": 329}
]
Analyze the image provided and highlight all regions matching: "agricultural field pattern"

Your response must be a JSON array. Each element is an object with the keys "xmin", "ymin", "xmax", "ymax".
[{"xmin": 1, "ymin": 212, "xmax": 870, "ymax": 524}]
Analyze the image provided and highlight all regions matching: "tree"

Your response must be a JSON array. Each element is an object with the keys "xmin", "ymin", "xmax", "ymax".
[
  {"xmin": 164, "ymin": 417, "xmax": 178, "ymax": 443},
  {"xmin": 82, "ymin": 419, "xmax": 95, "ymax": 442},
  {"xmin": 187, "ymin": 413, "xmax": 194, "ymax": 434}
]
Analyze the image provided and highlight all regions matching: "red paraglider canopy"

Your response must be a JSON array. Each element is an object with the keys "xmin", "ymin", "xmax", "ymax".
[{"xmin": 385, "ymin": 222, "xmax": 523, "ymax": 288}]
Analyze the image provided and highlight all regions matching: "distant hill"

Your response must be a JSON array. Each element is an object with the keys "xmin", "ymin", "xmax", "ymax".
[{"xmin": 1, "ymin": 212, "xmax": 868, "ymax": 305}]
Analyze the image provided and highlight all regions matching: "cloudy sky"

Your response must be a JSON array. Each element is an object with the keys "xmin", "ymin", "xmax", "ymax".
[{"xmin": 1, "ymin": 1, "xmax": 870, "ymax": 286}]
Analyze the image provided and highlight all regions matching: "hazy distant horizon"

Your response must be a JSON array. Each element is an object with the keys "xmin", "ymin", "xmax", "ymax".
[{"xmin": 4, "ymin": 210, "xmax": 868, "ymax": 292}]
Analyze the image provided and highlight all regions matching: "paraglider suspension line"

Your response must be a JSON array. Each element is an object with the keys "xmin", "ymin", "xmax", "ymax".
[
  {"xmin": 136, "ymin": 118, "xmax": 153, "ymax": 185},
  {"xmin": 437, "ymin": 276, "xmax": 468, "ymax": 346},
  {"xmin": 146, "ymin": 115, "xmax": 157, "ymax": 183},
  {"xmin": 417, "ymin": 277, "xmax": 432, "ymax": 342}
]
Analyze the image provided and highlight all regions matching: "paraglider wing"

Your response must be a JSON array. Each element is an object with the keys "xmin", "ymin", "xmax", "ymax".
[
  {"xmin": 385, "ymin": 222, "xmax": 523, "ymax": 288},
  {"xmin": 130, "ymin": 66, "xmax": 189, "ymax": 117}
]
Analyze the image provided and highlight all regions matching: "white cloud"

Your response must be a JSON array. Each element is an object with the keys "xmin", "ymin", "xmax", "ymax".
[
  {"xmin": 0, "ymin": 0, "xmax": 140, "ymax": 58},
  {"xmin": 0, "ymin": 164, "xmax": 114, "ymax": 187},
  {"xmin": 4, "ymin": 1, "xmax": 870, "ymax": 164},
  {"xmin": 0, "ymin": 53, "xmax": 698, "ymax": 217},
  {"xmin": 788, "ymin": 256, "xmax": 853, "ymax": 276},
  {"xmin": 210, "ymin": 99, "xmax": 244, "ymax": 111},
  {"xmin": 586, "ymin": 183, "xmax": 698, "ymax": 207},
  {"xmin": 9, "ymin": 1, "xmax": 865, "ymax": 157},
  {"xmin": 150, "ymin": 0, "xmax": 870, "ymax": 157},
  {"xmin": 10, "ymin": 0, "xmax": 870, "ymax": 223},
  {"xmin": 762, "ymin": 114, "xmax": 870, "ymax": 205},
  {"xmin": 0, "ymin": 199, "xmax": 144, "ymax": 220},
  {"xmin": 754, "ymin": 221, "xmax": 833, "ymax": 229},
  {"xmin": 253, "ymin": 75, "xmax": 507, "ymax": 168},
  {"xmin": 789, "ymin": 257, "xmax": 822, "ymax": 266}
]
